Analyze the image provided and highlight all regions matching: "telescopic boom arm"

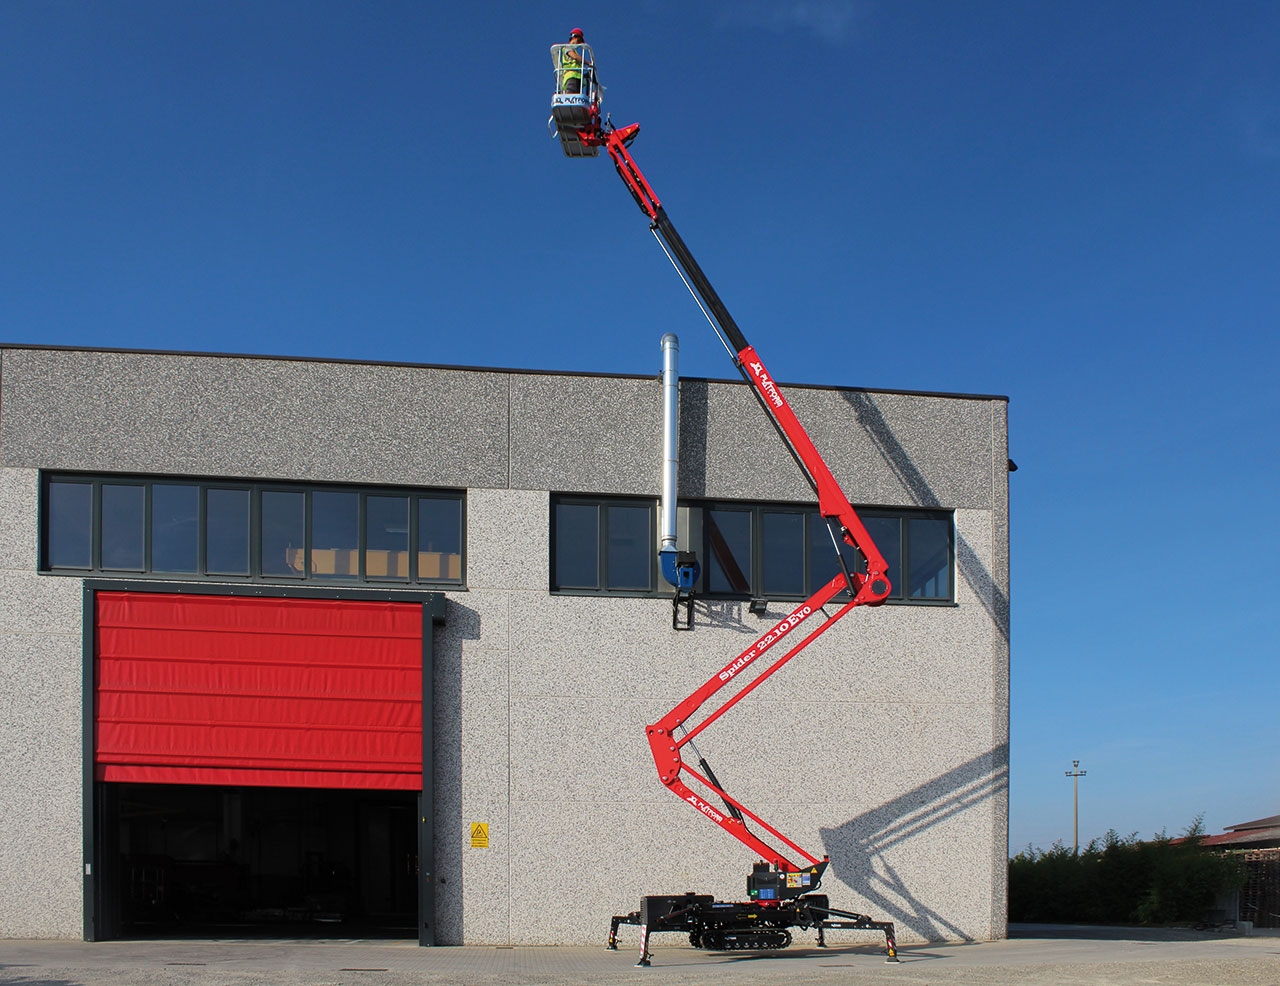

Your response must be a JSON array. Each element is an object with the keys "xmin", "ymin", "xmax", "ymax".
[
  {"xmin": 580, "ymin": 121, "xmax": 891, "ymax": 878},
  {"xmin": 598, "ymin": 125, "xmax": 891, "ymax": 605}
]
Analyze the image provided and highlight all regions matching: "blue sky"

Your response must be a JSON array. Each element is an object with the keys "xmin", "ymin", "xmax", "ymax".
[{"xmin": 3, "ymin": 1, "xmax": 1278, "ymax": 854}]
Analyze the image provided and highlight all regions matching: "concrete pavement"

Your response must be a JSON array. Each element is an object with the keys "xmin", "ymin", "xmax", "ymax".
[{"xmin": 2, "ymin": 928, "xmax": 1279, "ymax": 986}]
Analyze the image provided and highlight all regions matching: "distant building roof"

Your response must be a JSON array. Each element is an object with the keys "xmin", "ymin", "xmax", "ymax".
[{"xmin": 1199, "ymin": 814, "xmax": 1280, "ymax": 849}]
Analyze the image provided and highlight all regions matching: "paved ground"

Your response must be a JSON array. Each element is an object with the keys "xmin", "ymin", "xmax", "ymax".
[{"xmin": 2, "ymin": 928, "xmax": 1279, "ymax": 986}]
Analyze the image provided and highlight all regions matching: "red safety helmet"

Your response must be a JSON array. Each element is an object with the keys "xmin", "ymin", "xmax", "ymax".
[{"xmin": 569, "ymin": 27, "xmax": 584, "ymax": 39}]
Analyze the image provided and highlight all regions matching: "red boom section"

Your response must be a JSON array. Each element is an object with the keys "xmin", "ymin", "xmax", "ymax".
[
  {"xmin": 646, "ymin": 575, "xmax": 876, "ymax": 871},
  {"xmin": 598, "ymin": 124, "xmax": 662, "ymax": 219},
  {"xmin": 736, "ymin": 344, "xmax": 892, "ymax": 599}
]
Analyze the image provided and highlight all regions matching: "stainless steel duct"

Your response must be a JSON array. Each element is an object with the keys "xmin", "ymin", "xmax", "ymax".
[{"xmin": 659, "ymin": 332, "xmax": 679, "ymax": 557}]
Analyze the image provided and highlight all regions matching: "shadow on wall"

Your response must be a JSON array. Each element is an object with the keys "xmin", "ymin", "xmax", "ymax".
[
  {"xmin": 841, "ymin": 392, "xmax": 1009, "ymax": 643},
  {"xmin": 677, "ymin": 378, "xmax": 709, "ymax": 497},
  {"xmin": 431, "ymin": 597, "xmax": 474, "ymax": 943},
  {"xmin": 694, "ymin": 599, "xmax": 756, "ymax": 633},
  {"xmin": 820, "ymin": 742, "xmax": 1010, "ymax": 941}
]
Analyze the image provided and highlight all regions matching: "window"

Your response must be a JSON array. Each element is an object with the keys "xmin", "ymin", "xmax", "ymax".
[
  {"xmin": 152, "ymin": 484, "xmax": 198, "ymax": 574},
  {"xmin": 607, "ymin": 504, "xmax": 653, "ymax": 590},
  {"xmin": 706, "ymin": 507, "xmax": 751, "ymax": 594},
  {"xmin": 260, "ymin": 490, "xmax": 305, "ymax": 578},
  {"xmin": 418, "ymin": 496, "xmax": 463, "ymax": 581},
  {"xmin": 40, "ymin": 474, "xmax": 465, "ymax": 587},
  {"xmin": 761, "ymin": 509, "xmax": 806, "ymax": 596},
  {"xmin": 366, "ymin": 495, "xmax": 409, "ymax": 581},
  {"xmin": 311, "ymin": 490, "xmax": 359, "ymax": 579},
  {"xmin": 45, "ymin": 480, "xmax": 92, "ymax": 569},
  {"xmin": 548, "ymin": 495, "xmax": 952, "ymax": 605},
  {"xmin": 206, "ymin": 488, "xmax": 251, "ymax": 576},
  {"xmin": 553, "ymin": 502, "xmax": 599, "ymax": 588},
  {"xmin": 101, "ymin": 484, "xmax": 145, "ymax": 571},
  {"xmin": 551, "ymin": 496, "xmax": 656, "ymax": 592},
  {"xmin": 905, "ymin": 516, "xmax": 951, "ymax": 599}
]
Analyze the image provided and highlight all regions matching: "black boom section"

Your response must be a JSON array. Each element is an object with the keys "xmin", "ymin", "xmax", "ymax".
[
  {"xmin": 652, "ymin": 209, "xmax": 750, "ymax": 354},
  {"xmin": 651, "ymin": 207, "xmax": 822, "ymax": 497}
]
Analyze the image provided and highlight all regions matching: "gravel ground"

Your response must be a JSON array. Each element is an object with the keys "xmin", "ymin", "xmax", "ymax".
[{"xmin": 2, "ymin": 929, "xmax": 1279, "ymax": 986}]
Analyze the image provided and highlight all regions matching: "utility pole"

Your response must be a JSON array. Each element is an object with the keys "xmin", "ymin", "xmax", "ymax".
[{"xmin": 1065, "ymin": 760, "xmax": 1087, "ymax": 854}]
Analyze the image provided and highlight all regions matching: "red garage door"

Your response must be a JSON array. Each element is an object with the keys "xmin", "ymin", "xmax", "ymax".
[{"xmin": 94, "ymin": 592, "xmax": 425, "ymax": 790}]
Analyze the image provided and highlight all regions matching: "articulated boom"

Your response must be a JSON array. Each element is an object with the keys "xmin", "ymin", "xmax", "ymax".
[
  {"xmin": 647, "ymin": 574, "xmax": 864, "ymax": 878},
  {"xmin": 561, "ymin": 58, "xmax": 900, "ymax": 965},
  {"xmin": 579, "ymin": 122, "xmax": 892, "ymax": 872}
]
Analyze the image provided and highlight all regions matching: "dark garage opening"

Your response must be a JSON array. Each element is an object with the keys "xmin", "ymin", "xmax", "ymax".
[{"xmin": 106, "ymin": 783, "xmax": 418, "ymax": 939}]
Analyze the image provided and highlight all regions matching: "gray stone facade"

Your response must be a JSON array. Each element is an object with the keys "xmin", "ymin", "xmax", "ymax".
[{"xmin": 0, "ymin": 345, "xmax": 1010, "ymax": 945}]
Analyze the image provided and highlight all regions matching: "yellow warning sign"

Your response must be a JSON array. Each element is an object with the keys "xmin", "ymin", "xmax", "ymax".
[{"xmin": 470, "ymin": 822, "xmax": 489, "ymax": 848}]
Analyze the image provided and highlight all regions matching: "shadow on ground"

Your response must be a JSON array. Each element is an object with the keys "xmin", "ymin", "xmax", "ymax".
[{"xmin": 1008, "ymin": 922, "xmax": 1249, "ymax": 941}]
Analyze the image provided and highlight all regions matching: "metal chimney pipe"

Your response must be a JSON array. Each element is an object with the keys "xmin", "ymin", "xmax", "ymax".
[{"xmin": 659, "ymin": 333, "xmax": 679, "ymax": 555}]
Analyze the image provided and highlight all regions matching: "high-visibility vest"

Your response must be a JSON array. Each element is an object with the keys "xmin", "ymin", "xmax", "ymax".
[{"xmin": 560, "ymin": 46, "xmax": 583, "ymax": 84}]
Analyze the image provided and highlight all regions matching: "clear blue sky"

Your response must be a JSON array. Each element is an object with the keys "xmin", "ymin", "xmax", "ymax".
[{"xmin": 4, "ymin": 2, "xmax": 1278, "ymax": 854}]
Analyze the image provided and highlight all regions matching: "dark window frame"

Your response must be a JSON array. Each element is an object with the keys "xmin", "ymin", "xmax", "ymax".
[
  {"xmin": 550, "ymin": 494, "xmax": 661, "ymax": 595},
  {"xmin": 547, "ymin": 494, "xmax": 954, "ymax": 606},
  {"xmin": 696, "ymin": 499, "xmax": 954, "ymax": 605},
  {"xmin": 39, "ymin": 473, "xmax": 466, "ymax": 589}
]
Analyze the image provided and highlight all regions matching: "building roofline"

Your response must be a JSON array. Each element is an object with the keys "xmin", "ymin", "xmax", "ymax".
[{"xmin": 1, "ymin": 341, "xmax": 1010, "ymax": 404}]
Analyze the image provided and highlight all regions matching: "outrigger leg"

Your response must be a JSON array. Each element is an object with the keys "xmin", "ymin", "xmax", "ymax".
[
  {"xmin": 607, "ymin": 910, "xmax": 639, "ymax": 951},
  {"xmin": 813, "ymin": 904, "xmax": 899, "ymax": 962}
]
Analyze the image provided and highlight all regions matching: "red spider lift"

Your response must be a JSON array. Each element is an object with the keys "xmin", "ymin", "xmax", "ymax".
[{"xmin": 550, "ymin": 49, "xmax": 900, "ymax": 967}]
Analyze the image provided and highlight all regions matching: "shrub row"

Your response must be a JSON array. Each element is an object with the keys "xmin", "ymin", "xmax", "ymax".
[{"xmin": 1008, "ymin": 817, "xmax": 1243, "ymax": 925}]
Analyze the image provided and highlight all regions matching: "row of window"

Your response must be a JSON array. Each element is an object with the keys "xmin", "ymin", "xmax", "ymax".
[
  {"xmin": 42, "ymin": 476, "xmax": 465, "ymax": 586},
  {"xmin": 552, "ymin": 496, "xmax": 953, "ymax": 604},
  {"xmin": 39, "ymin": 475, "xmax": 954, "ymax": 604}
]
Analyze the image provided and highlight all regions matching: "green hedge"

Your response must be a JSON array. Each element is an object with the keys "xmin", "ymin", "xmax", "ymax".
[{"xmin": 1009, "ymin": 817, "xmax": 1243, "ymax": 924}]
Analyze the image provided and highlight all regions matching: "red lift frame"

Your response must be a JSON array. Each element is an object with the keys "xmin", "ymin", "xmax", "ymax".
[{"xmin": 579, "ymin": 121, "xmax": 892, "ymax": 880}]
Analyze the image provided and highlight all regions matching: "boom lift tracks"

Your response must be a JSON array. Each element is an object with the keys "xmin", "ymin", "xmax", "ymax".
[{"xmin": 549, "ymin": 43, "xmax": 899, "ymax": 966}]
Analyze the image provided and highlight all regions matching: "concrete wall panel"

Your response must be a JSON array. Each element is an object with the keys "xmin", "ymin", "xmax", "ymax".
[
  {"xmin": 0, "ymin": 583, "xmax": 84, "ymax": 938},
  {"xmin": 509, "ymin": 592, "xmax": 994, "ymax": 708},
  {"xmin": 0, "ymin": 349, "xmax": 511, "ymax": 489},
  {"xmin": 508, "ymin": 374, "xmax": 662, "ymax": 495},
  {"xmin": 0, "ymin": 469, "xmax": 37, "ymax": 572},
  {"xmin": 681, "ymin": 380, "xmax": 997, "ymax": 509},
  {"xmin": 462, "ymin": 489, "xmax": 547, "ymax": 591}
]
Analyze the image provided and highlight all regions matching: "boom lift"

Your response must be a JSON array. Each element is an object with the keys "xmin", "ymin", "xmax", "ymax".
[{"xmin": 550, "ymin": 46, "xmax": 899, "ymax": 966}]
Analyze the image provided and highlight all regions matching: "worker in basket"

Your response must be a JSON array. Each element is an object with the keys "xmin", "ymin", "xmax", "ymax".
[{"xmin": 559, "ymin": 27, "xmax": 590, "ymax": 93}]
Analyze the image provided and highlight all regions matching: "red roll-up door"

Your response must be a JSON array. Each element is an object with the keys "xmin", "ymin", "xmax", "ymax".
[{"xmin": 94, "ymin": 591, "xmax": 424, "ymax": 790}]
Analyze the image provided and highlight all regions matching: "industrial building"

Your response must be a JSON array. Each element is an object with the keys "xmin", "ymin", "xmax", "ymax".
[{"xmin": 0, "ymin": 342, "xmax": 1010, "ymax": 946}]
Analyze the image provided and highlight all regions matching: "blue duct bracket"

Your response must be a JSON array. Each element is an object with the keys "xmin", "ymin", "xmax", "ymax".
[
  {"xmin": 660, "ymin": 549, "xmax": 700, "ymax": 590},
  {"xmin": 661, "ymin": 550, "xmax": 700, "ymax": 630}
]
